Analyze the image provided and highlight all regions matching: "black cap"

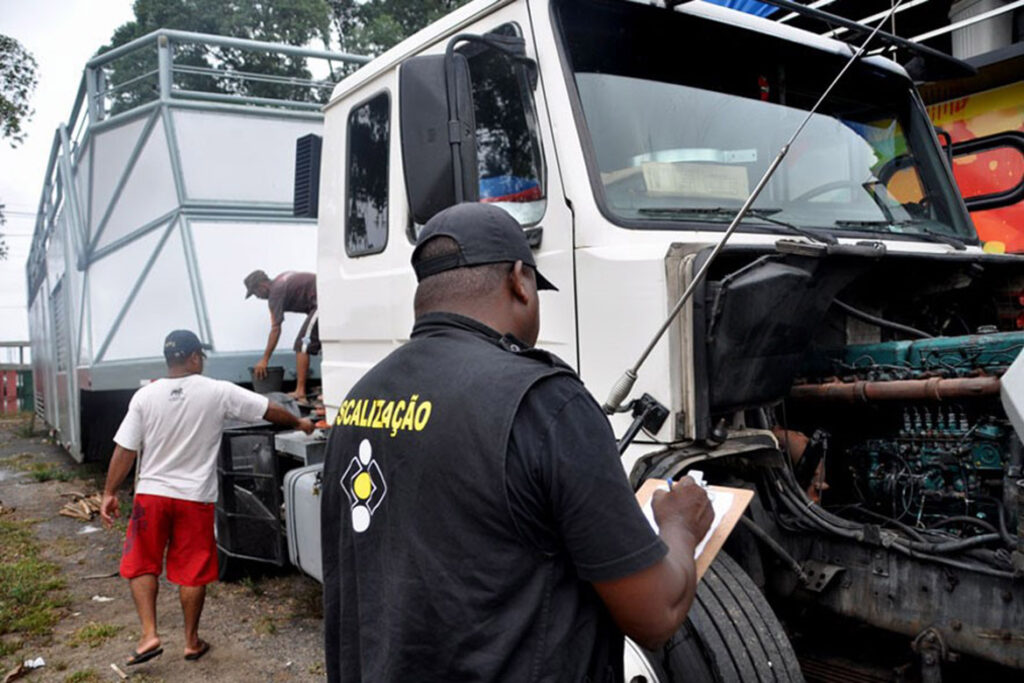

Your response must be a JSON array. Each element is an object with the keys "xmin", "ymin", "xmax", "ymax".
[
  {"xmin": 411, "ymin": 203, "xmax": 557, "ymax": 291},
  {"xmin": 244, "ymin": 270, "xmax": 270, "ymax": 299},
  {"xmin": 163, "ymin": 330, "xmax": 210, "ymax": 362}
]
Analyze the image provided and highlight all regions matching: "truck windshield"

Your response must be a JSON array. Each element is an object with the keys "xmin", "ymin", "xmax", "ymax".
[{"xmin": 553, "ymin": 0, "xmax": 974, "ymax": 241}]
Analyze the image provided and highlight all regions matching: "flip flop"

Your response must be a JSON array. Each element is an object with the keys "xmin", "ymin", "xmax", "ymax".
[
  {"xmin": 184, "ymin": 640, "xmax": 210, "ymax": 661},
  {"xmin": 126, "ymin": 645, "xmax": 163, "ymax": 666}
]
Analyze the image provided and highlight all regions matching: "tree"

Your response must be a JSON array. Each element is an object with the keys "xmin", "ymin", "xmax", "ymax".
[
  {"xmin": 0, "ymin": 34, "xmax": 39, "ymax": 260},
  {"xmin": 327, "ymin": 0, "xmax": 472, "ymax": 57},
  {"xmin": 99, "ymin": 0, "xmax": 334, "ymax": 114}
]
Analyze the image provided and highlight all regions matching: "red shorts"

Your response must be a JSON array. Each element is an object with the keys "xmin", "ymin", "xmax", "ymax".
[{"xmin": 120, "ymin": 494, "xmax": 218, "ymax": 586}]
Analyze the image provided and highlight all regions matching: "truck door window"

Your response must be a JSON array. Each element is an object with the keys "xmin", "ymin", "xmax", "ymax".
[
  {"xmin": 462, "ymin": 24, "xmax": 546, "ymax": 226},
  {"xmin": 345, "ymin": 91, "xmax": 390, "ymax": 256}
]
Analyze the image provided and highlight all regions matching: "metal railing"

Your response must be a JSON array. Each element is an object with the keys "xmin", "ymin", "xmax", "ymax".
[
  {"xmin": 0, "ymin": 341, "xmax": 31, "ymax": 370},
  {"xmin": 0, "ymin": 342, "xmax": 33, "ymax": 414},
  {"xmin": 26, "ymin": 29, "xmax": 369, "ymax": 303}
]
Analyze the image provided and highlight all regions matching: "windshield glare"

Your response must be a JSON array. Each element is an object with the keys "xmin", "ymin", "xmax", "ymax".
[{"xmin": 556, "ymin": 0, "xmax": 974, "ymax": 241}]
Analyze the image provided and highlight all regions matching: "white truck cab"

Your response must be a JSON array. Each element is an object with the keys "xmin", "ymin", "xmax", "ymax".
[{"xmin": 302, "ymin": 0, "xmax": 1024, "ymax": 677}]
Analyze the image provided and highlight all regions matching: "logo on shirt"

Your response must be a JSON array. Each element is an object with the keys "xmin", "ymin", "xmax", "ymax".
[
  {"xmin": 341, "ymin": 439, "xmax": 387, "ymax": 533},
  {"xmin": 169, "ymin": 387, "xmax": 184, "ymax": 402}
]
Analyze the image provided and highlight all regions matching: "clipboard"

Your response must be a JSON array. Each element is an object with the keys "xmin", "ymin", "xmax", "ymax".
[{"xmin": 635, "ymin": 478, "xmax": 753, "ymax": 580}]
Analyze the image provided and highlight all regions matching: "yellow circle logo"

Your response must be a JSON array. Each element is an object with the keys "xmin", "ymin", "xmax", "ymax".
[{"xmin": 353, "ymin": 472, "xmax": 373, "ymax": 500}]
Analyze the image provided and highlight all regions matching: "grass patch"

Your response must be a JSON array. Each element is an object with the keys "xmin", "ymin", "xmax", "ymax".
[
  {"xmin": 253, "ymin": 615, "xmax": 277, "ymax": 636},
  {"xmin": 81, "ymin": 462, "xmax": 107, "ymax": 489},
  {"xmin": 240, "ymin": 575, "xmax": 265, "ymax": 597},
  {"xmin": 67, "ymin": 621, "xmax": 122, "ymax": 648},
  {"xmin": 27, "ymin": 463, "xmax": 75, "ymax": 482},
  {"xmin": 0, "ymin": 455, "xmax": 75, "ymax": 483},
  {"xmin": 15, "ymin": 416, "xmax": 37, "ymax": 439},
  {"xmin": 51, "ymin": 536, "xmax": 81, "ymax": 558},
  {"xmin": 0, "ymin": 519, "xmax": 68, "ymax": 637},
  {"xmin": 291, "ymin": 580, "xmax": 324, "ymax": 620},
  {"xmin": 0, "ymin": 636, "xmax": 23, "ymax": 660},
  {"xmin": 64, "ymin": 670, "xmax": 102, "ymax": 683},
  {"xmin": 0, "ymin": 452, "xmax": 33, "ymax": 468}
]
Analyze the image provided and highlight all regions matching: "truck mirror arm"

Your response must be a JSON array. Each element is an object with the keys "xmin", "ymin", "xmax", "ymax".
[{"xmin": 443, "ymin": 32, "xmax": 539, "ymax": 202}]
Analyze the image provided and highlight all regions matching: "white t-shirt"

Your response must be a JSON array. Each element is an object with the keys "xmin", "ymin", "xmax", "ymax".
[{"xmin": 113, "ymin": 375, "xmax": 270, "ymax": 503}]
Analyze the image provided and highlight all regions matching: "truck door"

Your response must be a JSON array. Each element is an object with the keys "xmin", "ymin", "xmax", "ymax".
[
  {"xmin": 454, "ymin": 9, "xmax": 577, "ymax": 365},
  {"xmin": 318, "ymin": 5, "xmax": 578, "ymax": 410}
]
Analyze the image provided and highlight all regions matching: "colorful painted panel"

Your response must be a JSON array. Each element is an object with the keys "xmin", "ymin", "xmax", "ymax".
[{"xmin": 928, "ymin": 82, "xmax": 1024, "ymax": 252}]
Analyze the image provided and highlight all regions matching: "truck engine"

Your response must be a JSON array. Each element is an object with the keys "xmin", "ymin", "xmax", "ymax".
[
  {"xmin": 792, "ymin": 330, "xmax": 1022, "ymax": 540},
  {"xmin": 631, "ymin": 247, "xmax": 1024, "ymax": 671}
]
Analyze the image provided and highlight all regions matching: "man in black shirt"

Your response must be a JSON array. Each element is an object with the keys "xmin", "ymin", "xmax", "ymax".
[
  {"xmin": 320, "ymin": 203, "xmax": 712, "ymax": 682},
  {"xmin": 244, "ymin": 270, "xmax": 318, "ymax": 399}
]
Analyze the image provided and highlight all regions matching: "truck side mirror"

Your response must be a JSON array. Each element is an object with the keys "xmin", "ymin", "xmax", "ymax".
[{"xmin": 399, "ymin": 53, "xmax": 478, "ymax": 225}]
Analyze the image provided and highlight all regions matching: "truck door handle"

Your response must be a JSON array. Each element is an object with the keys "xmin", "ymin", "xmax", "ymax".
[{"xmin": 525, "ymin": 226, "xmax": 543, "ymax": 249}]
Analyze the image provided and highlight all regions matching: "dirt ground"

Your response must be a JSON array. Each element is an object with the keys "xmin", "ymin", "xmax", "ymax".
[{"xmin": 0, "ymin": 413, "xmax": 327, "ymax": 683}]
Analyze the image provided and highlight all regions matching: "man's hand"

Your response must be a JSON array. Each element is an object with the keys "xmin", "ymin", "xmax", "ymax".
[
  {"xmin": 101, "ymin": 446, "xmax": 137, "ymax": 528},
  {"xmin": 593, "ymin": 476, "xmax": 715, "ymax": 650},
  {"xmin": 253, "ymin": 358, "xmax": 269, "ymax": 380},
  {"xmin": 651, "ymin": 476, "xmax": 714, "ymax": 546},
  {"xmin": 100, "ymin": 492, "xmax": 120, "ymax": 528},
  {"xmin": 264, "ymin": 402, "xmax": 315, "ymax": 434}
]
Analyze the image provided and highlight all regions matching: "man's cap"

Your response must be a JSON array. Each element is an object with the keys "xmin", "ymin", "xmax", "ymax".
[
  {"xmin": 411, "ymin": 203, "xmax": 557, "ymax": 291},
  {"xmin": 244, "ymin": 269, "xmax": 270, "ymax": 299},
  {"xmin": 163, "ymin": 330, "xmax": 210, "ymax": 361}
]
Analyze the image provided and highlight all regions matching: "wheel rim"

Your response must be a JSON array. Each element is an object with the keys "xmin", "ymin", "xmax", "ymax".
[{"xmin": 623, "ymin": 637, "xmax": 662, "ymax": 683}]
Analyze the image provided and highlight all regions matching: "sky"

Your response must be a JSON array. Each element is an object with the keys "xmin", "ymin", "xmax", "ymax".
[{"xmin": 0, "ymin": 0, "xmax": 135, "ymax": 350}]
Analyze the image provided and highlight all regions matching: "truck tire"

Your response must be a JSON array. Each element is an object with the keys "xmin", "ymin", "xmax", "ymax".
[{"xmin": 640, "ymin": 553, "xmax": 804, "ymax": 683}]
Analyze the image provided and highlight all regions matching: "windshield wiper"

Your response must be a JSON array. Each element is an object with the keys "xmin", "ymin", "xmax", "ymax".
[
  {"xmin": 833, "ymin": 219, "xmax": 966, "ymax": 250},
  {"xmin": 638, "ymin": 207, "xmax": 836, "ymax": 245},
  {"xmin": 834, "ymin": 219, "xmax": 896, "ymax": 229},
  {"xmin": 913, "ymin": 228, "xmax": 967, "ymax": 250},
  {"xmin": 638, "ymin": 206, "xmax": 781, "ymax": 218}
]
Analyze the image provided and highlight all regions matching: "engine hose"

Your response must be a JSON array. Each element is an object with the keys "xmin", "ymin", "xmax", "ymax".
[
  {"xmin": 833, "ymin": 299, "xmax": 933, "ymax": 339},
  {"xmin": 888, "ymin": 541, "xmax": 1016, "ymax": 579},
  {"xmin": 775, "ymin": 490, "xmax": 1015, "ymax": 576},
  {"xmin": 775, "ymin": 503, "xmax": 1015, "ymax": 576},
  {"xmin": 851, "ymin": 505, "xmax": 928, "ymax": 542},
  {"xmin": 963, "ymin": 548, "xmax": 1015, "ymax": 570},
  {"xmin": 773, "ymin": 471, "xmax": 1005, "ymax": 554},
  {"xmin": 775, "ymin": 473, "xmax": 863, "ymax": 533},
  {"xmin": 904, "ymin": 533, "xmax": 1002, "ymax": 553},
  {"xmin": 974, "ymin": 495, "xmax": 1020, "ymax": 548},
  {"xmin": 928, "ymin": 516, "xmax": 999, "ymax": 535},
  {"xmin": 774, "ymin": 482, "xmax": 863, "ymax": 540},
  {"xmin": 739, "ymin": 516, "xmax": 810, "ymax": 584},
  {"xmin": 774, "ymin": 467, "xmax": 863, "ymax": 530}
]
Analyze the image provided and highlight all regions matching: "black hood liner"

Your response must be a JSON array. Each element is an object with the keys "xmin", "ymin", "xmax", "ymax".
[{"xmin": 705, "ymin": 253, "xmax": 866, "ymax": 413}]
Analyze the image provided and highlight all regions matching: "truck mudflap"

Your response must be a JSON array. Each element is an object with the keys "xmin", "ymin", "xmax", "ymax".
[{"xmin": 284, "ymin": 463, "xmax": 324, "ymax": 583}]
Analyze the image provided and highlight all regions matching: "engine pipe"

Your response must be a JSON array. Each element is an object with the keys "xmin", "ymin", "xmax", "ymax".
[
  {"xmin": 739, "ymin": 516, "xmax": 810, "ymax": 585},
  {"xmin": 789, "ymin": 376, "xmax": 1000, "ymax": 402}
]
